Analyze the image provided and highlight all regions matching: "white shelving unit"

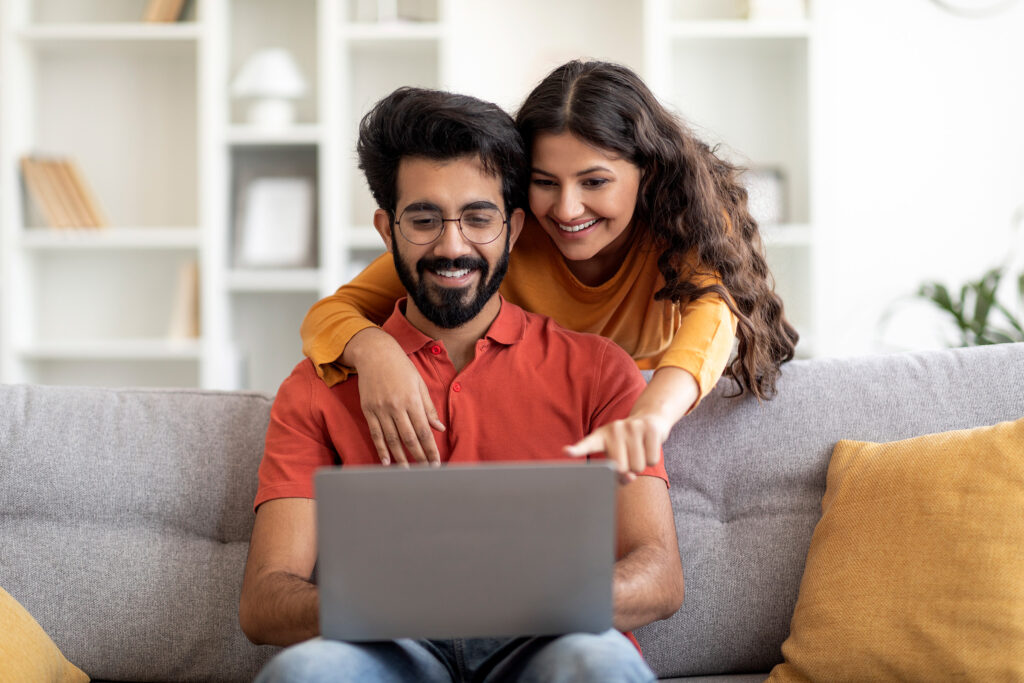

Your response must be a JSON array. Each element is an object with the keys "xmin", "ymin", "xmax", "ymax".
[
  {"xmin": 218, "ymin": 0, "xmax": 451, "ymax": 393},
  {"xmin": 19, "ymin": 338, "xmax": 202, "ymax": 360},
  {"xmin": 0, "ymin": 0, "xmax": 451, "ymax": 392},
  {"xmin": 334, "ymin": 0, "xmax": 453, "ymax": 281},
  {"xmin": 226, "ymin": 124, "xmax": 324, "ymax": 146},
  {"xmin": 644, "ymin": 0, "xmax": 819, "ymax": 356},
  {"xmin": 218, "ymin": 0, "xmax": 322, "ymax": 392},
  {"xmin": 1, "ymin": 0, "xmax": 820, "ymax": 390},
  {"xmin": 0, "ymin": 0, "xmax": 209, "ymax": 387},
  {"xmin": 19, "ymin": 227, "xmax": 202, "ymax": 249}
]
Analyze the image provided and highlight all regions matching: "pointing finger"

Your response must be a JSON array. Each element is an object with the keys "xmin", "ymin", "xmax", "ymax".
[{"xmin": 564, "ymin": 431, "xmax": 607, "ymax": 458}]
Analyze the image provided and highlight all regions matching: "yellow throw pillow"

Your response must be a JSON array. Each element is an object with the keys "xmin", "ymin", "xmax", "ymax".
[
  {"xmin": 0, "ymin": 586, "xmax": 89, "ymax": 683},
  {"xmin": 769, "ymin": 416, "xmax": 1024, "ymax": 682}
]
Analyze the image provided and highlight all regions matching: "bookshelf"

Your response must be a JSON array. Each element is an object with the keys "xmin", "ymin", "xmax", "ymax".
[
  {"xmin": 0, "ymin": 0, "xmax": 206, "ymax": 387},
  {"xmin": 1, "ymin": 0, "xmax": 821, "ymax": 390},
  {"xmin": 643, "ymin": 0, "xmax": 819, "ymax": 356},
  {"xmin": 0, "ymin": 0, "xmax": 447, "ymax": 391},
  {"xmin": 216, "ymin": 0, "xmax": 451, "ymax": 392}
]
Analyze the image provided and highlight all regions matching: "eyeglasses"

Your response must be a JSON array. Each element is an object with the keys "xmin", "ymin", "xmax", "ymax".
[{"xmin": 395, "ymin": 205, "xmax": 507, "ymax": 245}]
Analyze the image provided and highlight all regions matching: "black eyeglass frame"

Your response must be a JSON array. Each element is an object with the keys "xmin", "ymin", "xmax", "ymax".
[{"xmin": 392, "ymin": 205, "xmax": 509, "ymax": 246}]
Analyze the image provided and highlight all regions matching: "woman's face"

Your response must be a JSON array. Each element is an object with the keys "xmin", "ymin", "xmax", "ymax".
[{"xmin": 529, "ymin": 132, "xmax": 642, "ymax": 268}]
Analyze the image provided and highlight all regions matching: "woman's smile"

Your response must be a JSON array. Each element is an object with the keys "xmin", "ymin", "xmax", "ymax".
[{"xmin": 556, "ymin": 217, "xmax": 602, "ymax": 234}]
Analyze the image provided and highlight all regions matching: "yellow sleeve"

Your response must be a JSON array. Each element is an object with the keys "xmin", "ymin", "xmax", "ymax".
[
  {"xmin": 300, "ymin": 253, "xmax": 405, "ymax": 386},
  {"xmin": 656, "ymin": 292, "xmax": 738, "ymax": 408}
]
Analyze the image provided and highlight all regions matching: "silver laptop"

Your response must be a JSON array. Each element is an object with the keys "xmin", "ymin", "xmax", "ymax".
[{"xmin": 314, "ymin": 461, "xmax": 617, "ymax": 641}]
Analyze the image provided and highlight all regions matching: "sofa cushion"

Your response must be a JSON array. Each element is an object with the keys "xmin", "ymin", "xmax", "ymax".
[
  {"xmin": 635, "ymin": 342, "xmax": 1024, "ymax": 679},
  {"xmin": 0, "ymin": 586, "xmax": 88, "ymax": 683},
  {"xmin": 767, "ymin": 416, "xmax": 1024, "ymax": 681},
  {"xmin": 0, "ymin": 385, "xmax": 279, "ymax": 682}
]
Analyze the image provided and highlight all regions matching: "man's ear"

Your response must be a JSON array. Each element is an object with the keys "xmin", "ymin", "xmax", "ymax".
[
  {"xmin": 373, "ymin": 209, "xmax": 394, "ymax": 253},
  {"xmin": 507, "ymin": 208, "xmax": 526, "ymax": 250}
]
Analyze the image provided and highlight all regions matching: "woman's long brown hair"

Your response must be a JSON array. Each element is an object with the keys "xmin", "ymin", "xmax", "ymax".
[{"xmin": 516, "ymin": 60, "xmax": 799, "ymax": 399}]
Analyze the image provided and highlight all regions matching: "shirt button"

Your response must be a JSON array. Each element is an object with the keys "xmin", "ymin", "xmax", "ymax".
[
  {"xmin": 430, "ymin": 345, "xmax": 442, "ymax": 355},
  {"xmin": 452, "ymin": 382, "xmax": 462, "ymax": 393}
]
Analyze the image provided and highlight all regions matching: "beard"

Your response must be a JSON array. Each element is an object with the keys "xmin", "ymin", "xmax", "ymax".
[{"xmin": 392, "ymin": 229, "xmax": 510, "ymax": 329}]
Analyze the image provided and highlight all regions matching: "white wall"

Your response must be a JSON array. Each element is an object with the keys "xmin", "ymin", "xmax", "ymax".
[
  {"xmin": 447, "ymin": 0, "xmax": 643, "ymax": 113},
  {"xmin": 813, "ymin": 0, "xmax": 1024, "ymax": 355}
]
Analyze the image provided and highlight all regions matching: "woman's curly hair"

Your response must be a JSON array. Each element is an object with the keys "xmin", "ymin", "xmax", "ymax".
[{"xmin": 516, "ymin": 60, "xmax": 799, "ymax": 399}]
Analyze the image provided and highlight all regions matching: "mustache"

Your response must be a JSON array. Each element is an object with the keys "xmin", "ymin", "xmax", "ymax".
[{"xmin": 416, "ymin": 256, "xmax": 488, "ymax": 276}]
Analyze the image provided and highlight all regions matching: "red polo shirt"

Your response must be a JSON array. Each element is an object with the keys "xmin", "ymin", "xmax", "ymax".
[
  {"xmin": 256, "ymin": 298, "xmax": 667, "ymax": 508},
  {"xmin": 256, "ymin": 298, "xmax": 669, "ymax": 654}
]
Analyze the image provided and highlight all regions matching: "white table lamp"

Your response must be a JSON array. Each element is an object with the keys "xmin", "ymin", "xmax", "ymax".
[{"xmin": 231, "ymin": 48, "xmax": 309, "ymax": 128}]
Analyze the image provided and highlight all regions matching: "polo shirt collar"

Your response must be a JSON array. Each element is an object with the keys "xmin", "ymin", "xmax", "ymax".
[
  {"xmin": 482, "ymin": 296, "xmax": 526, "ymax": 346},
  {"xmin": 381, "ymin": 296, "xmax": 526, "ymax": 357}
]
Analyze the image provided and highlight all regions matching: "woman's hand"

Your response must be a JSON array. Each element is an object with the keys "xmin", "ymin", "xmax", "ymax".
[
  {"xmin": 564, "ymin": 366, "xmax": 700, "ymax": 483},
  {"xmin": 344, "ymin": 328, "xmax": 445, "ymax": 466},
  {"xmin": 564, "ymin": 413, "xmax": 673, "ymax": 484}
]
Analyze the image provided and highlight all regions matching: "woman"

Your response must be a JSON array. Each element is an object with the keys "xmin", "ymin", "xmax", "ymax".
[{"xmin": 301, "ymin": 60, "xmax": 798, "ymax": 475}]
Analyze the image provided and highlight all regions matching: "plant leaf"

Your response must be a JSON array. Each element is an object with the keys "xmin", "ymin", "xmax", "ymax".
[
  {"xmin": 993, "ymin": 301, "xmax": 1024, "ymax": 338},
  {"xmin": 987, "ymin": 329, "xmax": 1020, "ymax": 344},
  {"xmin": 915, "ymin": 267, "xmax": 1024, "ymax": 348},
  {"xmin": 972, "ymin": 276, "xmax": 998, "ymax": 333},
  {"xmin": 960, "ymin": 283, "xmax": 977, "ymax": 341},
  {"xmin": 919, "ymin": 282, "xmax": 963, "ymax": 321}
]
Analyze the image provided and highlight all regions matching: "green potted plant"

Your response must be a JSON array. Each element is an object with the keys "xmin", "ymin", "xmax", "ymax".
[{"xmin": 916, "ymin": 267, "xmax": 1024, "ymax": 346}]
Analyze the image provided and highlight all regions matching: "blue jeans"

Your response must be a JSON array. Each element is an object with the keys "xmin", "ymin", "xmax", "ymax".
[{"xmin": 254, "ymin": 629, "xmax": 655, "ymax": 682}]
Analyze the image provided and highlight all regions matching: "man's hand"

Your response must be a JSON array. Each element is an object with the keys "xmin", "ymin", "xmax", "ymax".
[
  {"xmin": 346, "ymin": 328, "xmax": 445, "ymax": 467},
  {"xmin": 563, "ymin": 413, "xmax": 671, "ymax": 484}
]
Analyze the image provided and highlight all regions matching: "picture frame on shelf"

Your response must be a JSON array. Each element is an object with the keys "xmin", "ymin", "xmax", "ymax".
[
  {"xmin": 234, "ymin": 176, "xmax": 315, "ymax": 268},
  {"xmin": 231, "ymin": 145, "xmax": 318, "ymax": 269},
  {"xmin": 742, "ymin": 166, "xmax": 787, "ymax": 226}
]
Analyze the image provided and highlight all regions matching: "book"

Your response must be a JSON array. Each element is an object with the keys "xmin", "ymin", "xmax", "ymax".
[
  {"xmin": 19, "ymin": 155, "xmax": 108, "ymax": 229},
  {"xmin": 168, "ymin": 260, "xmax": 201, "ymax": 339},
  {"xmin": 63, "ymin": 159, "xmax": 108, "ymax": 227},
  {"xmin": 48, "ymin": 160, "xmax": 89, "ymax": 227},
  {"xmin": 143, "ymin": 0, "xmax": 188, "ymax": 23},
  {"xmin": 20, "ymin": 157, "xmax": 63, "ymax": 228},
  {"xmin": 142, "ymin": 0, "xmax": 164, "ymax": 22}
]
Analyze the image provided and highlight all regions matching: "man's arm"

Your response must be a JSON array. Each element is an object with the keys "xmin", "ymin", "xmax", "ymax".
[
  {"xmin": 239, "ymin": 498, "xmax": 320, "ymax": 646},
  {"xmin": 612, "ymin": 476, "xmax": 685, "ymax": 632}
]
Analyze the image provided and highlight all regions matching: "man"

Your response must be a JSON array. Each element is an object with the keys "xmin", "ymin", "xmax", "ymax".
[{"xmin": 239, "ymin": 87, "xmax": 684, "ymax": 682}]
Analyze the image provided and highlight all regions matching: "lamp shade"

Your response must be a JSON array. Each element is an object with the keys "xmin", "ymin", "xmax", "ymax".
[{"xmin": 231, "ymin": 48, "xmax": 308, "ymax": 99}]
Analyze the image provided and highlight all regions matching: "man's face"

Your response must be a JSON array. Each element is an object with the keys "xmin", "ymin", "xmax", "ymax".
[{"xmin": 374, "ymin": 155, "xmax": 523, "ymax": 329}]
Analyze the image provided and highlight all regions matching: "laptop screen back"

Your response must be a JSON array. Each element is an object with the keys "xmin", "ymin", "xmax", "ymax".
[{"xmin": 315, "ymin": 461, "xmax": 617, "ymax": 641}]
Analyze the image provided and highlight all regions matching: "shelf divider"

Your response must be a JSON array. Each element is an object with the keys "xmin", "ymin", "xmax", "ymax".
[
  {"xmin": 19, "ymin": 338, "xmax": 202, "ymax": 361},
  {"xmin": 18, "ymin": 23, "xmax": 201, "ymax": 42}
]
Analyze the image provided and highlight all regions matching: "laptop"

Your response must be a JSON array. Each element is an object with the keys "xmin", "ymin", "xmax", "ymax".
[{"xmin": 314, "ymin": 461, "xmax": 618, "ymax": 641}]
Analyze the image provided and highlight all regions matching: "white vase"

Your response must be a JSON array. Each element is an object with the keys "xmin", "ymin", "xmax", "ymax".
[{"xmin": 245, "ymin": 98, "xmax": 297, "ymax": 129}]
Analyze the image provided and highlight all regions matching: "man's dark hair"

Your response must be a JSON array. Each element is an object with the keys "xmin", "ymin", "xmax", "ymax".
[{"xmin": 357, "ymin": 87, "xmax": 528, "ymax": 217}]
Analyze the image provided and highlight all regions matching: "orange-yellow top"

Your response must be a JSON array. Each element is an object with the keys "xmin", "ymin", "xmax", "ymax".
[{"xmin": 302, "ymin": 224, "xmax": 737, "ymax": 404}]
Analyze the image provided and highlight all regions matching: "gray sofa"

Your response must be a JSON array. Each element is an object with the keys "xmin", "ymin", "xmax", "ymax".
[{"xmin": 2, "ymin": 342, "xmax": 1023, "ymax": 682}]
